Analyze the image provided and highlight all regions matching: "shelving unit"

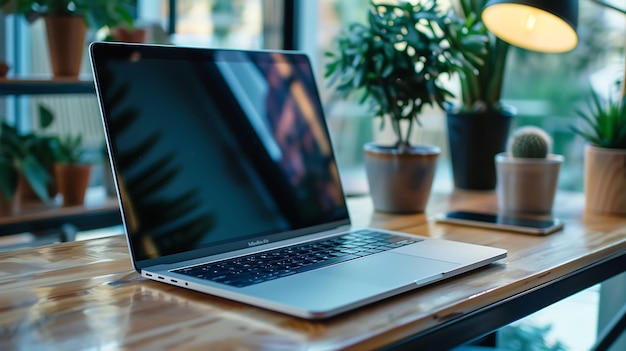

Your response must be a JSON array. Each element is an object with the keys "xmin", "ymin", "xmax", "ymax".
[
  {"xmin": 0, "ymin": 77, "xmax": 95, "ymax": 95},
  {"xmin": 0, "ymin": 76, "xmax": 121, "ymax": 246}
]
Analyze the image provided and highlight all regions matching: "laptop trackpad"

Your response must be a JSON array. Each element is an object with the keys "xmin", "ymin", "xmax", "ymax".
[{"xmin": 244, "ymin": 252, "xmax": 460, "ymax": 313}]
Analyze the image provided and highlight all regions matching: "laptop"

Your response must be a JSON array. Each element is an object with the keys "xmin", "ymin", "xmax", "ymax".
[{"xmin": 89, "ymin": 42, "xmax": 507, "ymax": 319}]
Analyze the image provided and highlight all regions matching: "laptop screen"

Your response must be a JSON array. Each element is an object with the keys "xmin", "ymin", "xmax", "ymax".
[{"xmin": 90, "ymin": 43, "xmax": 349, "ymax": 265}]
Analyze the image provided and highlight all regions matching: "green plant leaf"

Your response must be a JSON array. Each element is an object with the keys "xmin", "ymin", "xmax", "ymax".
[
  {"xmin": 37, "ymin": 104, "xmax": 55, "ymax": 129},
  {"xmin": 18, "ymin": 154, "xmax": 51, "ymax": 202},
  {"xmin": 573, "ymin": 91, "xmax": 626, "ymax": 148}
]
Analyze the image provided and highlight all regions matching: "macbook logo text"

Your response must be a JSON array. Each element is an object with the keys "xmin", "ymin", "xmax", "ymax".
[{"xmin": 248, "ymin": 239, "xmax": 269, "ymax": 247}]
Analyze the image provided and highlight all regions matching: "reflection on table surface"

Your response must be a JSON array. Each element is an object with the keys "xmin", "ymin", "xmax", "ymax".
[
  {"xmin": 0, "ymin": 187, "xmax": 122, "ymax": 249},
  {"xmin": 1, "ymin": 191, "xmax": 626, "ymax": 349}
]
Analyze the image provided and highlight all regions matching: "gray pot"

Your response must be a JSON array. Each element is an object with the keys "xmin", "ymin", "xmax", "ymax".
[
  {"xmin": 364, "ymin": 143, "xmax": 440, "ymax": 213},
  {"xmin": 495, "ymin": 153, "xmax": 563, "ymax": 215}
]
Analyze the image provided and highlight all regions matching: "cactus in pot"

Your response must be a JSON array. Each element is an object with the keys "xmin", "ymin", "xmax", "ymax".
[
  {"xmin": 496, "ymin": 126, "xmax": 563, "ymax": 215},
  {"xmin": 507, "ymin": 126, "xmax": 552, "ymax": 158}
]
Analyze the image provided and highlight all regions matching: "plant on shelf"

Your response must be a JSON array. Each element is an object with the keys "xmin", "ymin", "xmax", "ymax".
[
  {"xmin": 325, "ymin": 0, "xmax": 460, "ymax": 213},
  {"xmin": 53, "ymin": 135, "xmax": 86, "ymax": 164},
  {"xmin": 0, "ymin": 105, "xmax": 58, "ymax": 213},
  {"xmin": 38, "ymin": 108, "xmax": 93, "ymax": 207},
  {"xmin": 444, "ymin": 0, "xmax": 515, "ymax": 190},
  {"xmin": 496, "ymin": 126, "xmax": 563, "ymax": 215},
  {"xmin": 0, "ymin": 0, "xmax": 134, "ymax": 30},
  {"xmin": 571, "ymin": 85, "xmax": 626, "ymax": 215},
  {"xmin": 0, "ymin": 0, "xmax": 135, "ymax": 77}
]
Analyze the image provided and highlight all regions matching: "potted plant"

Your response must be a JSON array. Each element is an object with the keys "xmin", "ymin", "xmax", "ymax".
[
  {"xmin": 444, "ymin": 0, "xmax": 514, "ymax": 190},
  {"xmin": 53, "ymin": 134, "xmax": 91, "ymax": 206},
  {"xmin": 0, "ymin": 105, "xmax": 58, "ymax": 214},
  {"xmin": 571, "ymin": 87, "xmax": 626, "ymax": 215},
  {"xmin": 495, "ymin": 126, "xmax": 563, "ymax": 214},
  {"xmin": 325, "ymin": 1, "xmax": 460, "ymax": 213},
  {"xmin": 0, "ymin": 0, "xmax": 134, "ymax": 78}
]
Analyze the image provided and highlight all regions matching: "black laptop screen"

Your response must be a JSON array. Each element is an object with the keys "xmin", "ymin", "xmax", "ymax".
[{"xmin": 91, "ymin": 44, "xmax": 349, "ymax": 264}]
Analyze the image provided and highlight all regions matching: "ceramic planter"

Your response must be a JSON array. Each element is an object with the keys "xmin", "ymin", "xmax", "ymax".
[
  {"xmin": 447, "ymin": 109, "xmax": 514, "ymax": 190},
  {"xmin": 17, "ymin": 171, "xmax": 57, "ymax": 203},
  {"xmin": 110, "ymin": 27, "xmax": 147, "ymax": 43},
  {"xmin": 0, "ymin": 171, "xmax": 55, "ymax": 215},
  {"xmin": 0, "ymin": 189, "xmax": 19, "ymax": 215},
  {"xmin": 44, "ymin": 15, "xmax": 87, "ymax": 78},
  {"xmin": 495, "ymin": 153, "xmax": 563, "ymax": 214},
  {"xmin": 54, "ymin": 163, "xmax": 92, "ymax": 207},
  {"xmin": 584, "ymin": 144, "xmax": 626, "ymax": 215},
  {"xmin": 364, "ymin": 143, "xmax": 440, "ymax": 213}
]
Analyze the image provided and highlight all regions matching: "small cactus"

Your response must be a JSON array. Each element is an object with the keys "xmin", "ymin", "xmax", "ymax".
[{"xmin": 507, "ymin": 126, "xmax": 552, "ymax": 158}]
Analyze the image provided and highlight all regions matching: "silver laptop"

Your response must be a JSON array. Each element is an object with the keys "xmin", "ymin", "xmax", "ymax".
[{"xmin": 89, "ymin": 42, "xmax": 506, "ymax": 319}]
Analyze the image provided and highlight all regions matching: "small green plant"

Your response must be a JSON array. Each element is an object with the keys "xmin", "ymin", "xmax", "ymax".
[
  {"xmin": 447, "ymin": 0, "xmax": 510, "ymax": 113},
  {"xmin": 571, "ymin": 89, "xmax": 626, "ymax": 149},
  {"xmin": 0, "ymin": 104, "xmax": 61, "ymax": 201},
  {"xmin": 0, "ymin": 0, "xmax": 134, "ymax": 31},
  {"xmin": 507, "ymin": 126, "xmax": 552, "ymax": 158},
  {"xmin": 54, "ymin": 135, "xmax": 86, "ymax": 164},
  {"xmin": 0, "ymin": 121, "xmax": 52, "ymax": 201},
  {"xmin": 38, "ymin": 104, "xmax": 88, "ymax": 165},
  {"xmin": 325, "ymin": 0, "xmax": 463, "ymax": 151}
]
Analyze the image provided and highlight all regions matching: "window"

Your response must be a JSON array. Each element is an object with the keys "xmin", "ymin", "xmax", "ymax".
[
  {"xmin": 304, "ymin": 0, "xmax": 625, "ymax": 194},
  {"xmin": 0, "ymin": 0, "xmax": 292, "ymax": 189},
  {"xmin": 139, "ymin": 0, "xmax": 286, "ymax": 50}
]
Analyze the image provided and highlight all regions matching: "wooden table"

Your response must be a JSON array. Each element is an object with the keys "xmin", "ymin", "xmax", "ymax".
[{"xmin": 1, "ymin": 190, "xmax": 626, "ymax": 350}]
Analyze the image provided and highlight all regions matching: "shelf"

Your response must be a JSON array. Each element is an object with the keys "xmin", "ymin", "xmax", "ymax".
[
  {"xmin": 0, "ymin": 76, "xmax": 96, "ymax": 95},
  {"xmin": 0, "ymin": 187, "xmax": 122, "ymax": 237}
]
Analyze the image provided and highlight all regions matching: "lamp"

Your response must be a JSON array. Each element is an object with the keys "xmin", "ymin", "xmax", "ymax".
[{"xmin": 482, "ymin": 0, "xmax": 579, "ymax": 53}]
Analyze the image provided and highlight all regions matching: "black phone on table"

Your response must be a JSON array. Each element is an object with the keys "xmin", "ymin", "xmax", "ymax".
[{"xmin": 435, "ymin": 210, "xmax": 564, "ymax": 235}]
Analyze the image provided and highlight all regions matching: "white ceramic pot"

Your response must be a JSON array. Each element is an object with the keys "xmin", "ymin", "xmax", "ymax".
[{"xmin": 495, "ymin": 153, "xmax": 563, "ymax": 215}]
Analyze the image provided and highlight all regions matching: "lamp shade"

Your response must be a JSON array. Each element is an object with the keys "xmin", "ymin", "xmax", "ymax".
[{"xmin": 482, "ymin": 0, "xmax": 579, "ymax": 53}]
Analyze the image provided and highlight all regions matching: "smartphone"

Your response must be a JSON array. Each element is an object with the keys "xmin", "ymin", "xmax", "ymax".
[{"xmin": 435, "ymin": 210, "xmax": 564, "ymax": 235}]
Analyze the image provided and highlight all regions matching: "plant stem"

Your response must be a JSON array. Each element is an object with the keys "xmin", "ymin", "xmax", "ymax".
[
  {"xmin": 487, "ymin": 38, "xmax": 509, "ymax": 106},
  {"xmin": 392, "ymin": 117, "xmax": 401, "ymax": 145},
  {"xmin": 406, "ymin": 117, "xmax": 414, "ymax": 146}
]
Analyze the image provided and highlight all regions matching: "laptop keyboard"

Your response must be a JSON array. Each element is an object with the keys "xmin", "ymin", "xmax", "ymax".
[{"xmin": 172, "ymin": 229, "xmax": 422, "ymax": 288}]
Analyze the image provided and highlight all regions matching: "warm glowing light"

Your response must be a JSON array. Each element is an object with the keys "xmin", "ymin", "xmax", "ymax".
[
  {"xmin": 482, "ymin": 3, "xmax": 578, "ymax": 53},
  {"xmin": 525, "ymin": 14, "xmax": 536, "ymax": 31}
]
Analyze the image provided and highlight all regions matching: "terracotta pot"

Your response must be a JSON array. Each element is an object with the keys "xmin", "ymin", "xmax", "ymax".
[
  {"xmin": 584, "ymin": 144, "xmax": 626, "ymax": 215},
  {"xmin": 0, "ymin": 189, "xmax": 19, "ymax": 216},
  {"xmin": 110, "ymin": 27, "xmax": 147, "ymax": 43},
  {"xmin": 18, "ymin": 171, "xmax": 57, "ymax": 203},
  {"xmin": 54, "ymin": 163, "xmax": 92, "ymax": 207},
  {"xmin": 495, "ymin": 153, "xmax": 563, "ymax": 215},
  {"xmin": 44, "ymin": 15, "xmax": 87, "ymax": 78},
  {"xmin": 364, "ymin": 143, "xmax": 440, "ymax": 213}
]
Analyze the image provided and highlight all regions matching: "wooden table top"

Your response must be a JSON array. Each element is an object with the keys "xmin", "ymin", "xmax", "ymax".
[{"xmin": 1, "ymin": 190, "xmax": 626, "ymax": 350}]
